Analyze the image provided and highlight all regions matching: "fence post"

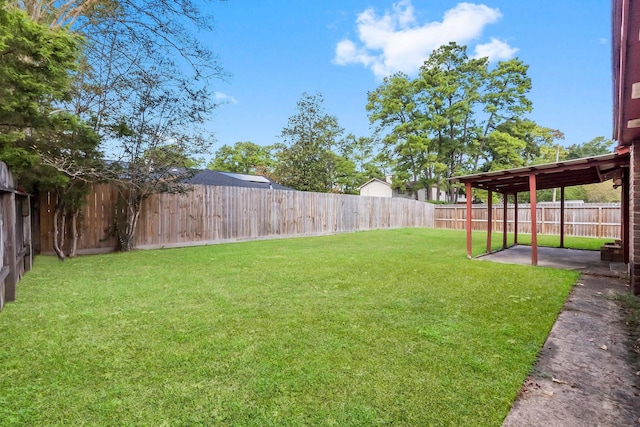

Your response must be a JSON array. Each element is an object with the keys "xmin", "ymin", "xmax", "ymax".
[
  {"xmin": 597, "ymin": 206, "xmax": 602, "ymax": 238},
  {"xmin": 3, "ymin": 192, "xmax": 17, "ymax": 302}
]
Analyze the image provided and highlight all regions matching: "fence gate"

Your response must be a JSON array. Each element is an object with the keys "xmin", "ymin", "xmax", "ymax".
[{"xmin": 0, "ymin": 162, "xmax": 32, "ymax": 312}]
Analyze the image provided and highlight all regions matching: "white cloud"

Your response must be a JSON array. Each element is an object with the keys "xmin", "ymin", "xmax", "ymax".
[
  {"xmin": 215, "ymin": 92, "xmax": 238, "ymax": 105},
  {"xmin": 473, "ymin": 37, "xmax": 518, "ymax": 61},
  {"xmin": 334, "ymin": 1, "xmax": 516, "ymax": 79}
]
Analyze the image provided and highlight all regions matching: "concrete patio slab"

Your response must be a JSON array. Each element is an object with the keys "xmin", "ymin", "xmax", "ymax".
[{"xmin": 477, "ymin": 245, "xmax": 628, "ymax": 278}]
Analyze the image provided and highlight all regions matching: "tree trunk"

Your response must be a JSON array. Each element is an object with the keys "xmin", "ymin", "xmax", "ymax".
[
  {"xmin": 117, "ymin": 191, "xmax": 142, "ymax": 251},
  {"xmin": 69, "ymin": 210, "xmax": 78, "ymax": 258},
  {"xmin": 52, "ymin": 205, "xmax": 65, "ymax": 260}
]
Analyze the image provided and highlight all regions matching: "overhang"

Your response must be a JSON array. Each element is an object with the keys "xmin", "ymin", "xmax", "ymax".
[
  {"xmin": 613, "ymin": 0, "xmax": 640, "ymax": 145},
  {"xmin": 451, "ymin": 151, "xmax": 629, "ymax": 194}
]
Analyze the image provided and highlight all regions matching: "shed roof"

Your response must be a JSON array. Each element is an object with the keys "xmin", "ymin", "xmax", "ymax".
[
  {"xmin": 451, "ymin": 151, "xmax": 629, "ymax": 194},
  {"xmin": 358, "ymin": 178, "xmax": 390, "ymax": 190}
]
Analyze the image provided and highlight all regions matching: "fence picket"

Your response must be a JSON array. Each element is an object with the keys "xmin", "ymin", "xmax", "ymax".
[
  {"xmin": 433, "ymin": 203, "xmax": 621, "ymax": 239},
  {"xmin": 39, "ymin": 184, "xmax": 437, "ymax": 254}
]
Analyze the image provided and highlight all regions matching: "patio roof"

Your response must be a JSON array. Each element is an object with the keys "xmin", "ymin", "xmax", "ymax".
[
  {"xmin": 451, "ymin": 151, "xmax": 630, "ymax": 194},
  {"xmin": 450, "ymin": 151, "xmax": 630, "ymax": 266}
]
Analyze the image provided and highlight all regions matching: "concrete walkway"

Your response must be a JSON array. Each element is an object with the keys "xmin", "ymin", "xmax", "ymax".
[{"xmin": 479, "ymin": 246, "xmax": 639, "ymax": 426}]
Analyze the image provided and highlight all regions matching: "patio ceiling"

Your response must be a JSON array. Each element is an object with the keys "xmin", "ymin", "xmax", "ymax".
[{"xmin": 451, "ymin": 151, "xmax": 629, "ymax": 194}]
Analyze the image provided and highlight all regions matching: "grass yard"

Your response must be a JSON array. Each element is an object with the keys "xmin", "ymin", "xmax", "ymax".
[{"xmin": 0, "ymin": 228, "xmax": 579, "ymax": 426}]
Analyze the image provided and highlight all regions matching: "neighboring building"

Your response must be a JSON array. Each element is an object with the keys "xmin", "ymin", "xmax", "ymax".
[
  {"xmin": 358, "ymin": 178, "xmax": 393, "ymax": 198},
  {"xmin": 358, "ymin": 176, "xmax": 450, "ymax": 202},
  {"xmin": 187, "ymin": 170, "xmax": 293, "ymax": 190}
]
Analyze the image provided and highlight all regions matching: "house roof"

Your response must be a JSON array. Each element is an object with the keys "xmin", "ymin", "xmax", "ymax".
[
  {"xmin": 358, "ymin": 178, "xmax": 390, "ymax": 190},
  {"xmin": 186, "ymin": 170, "xmax": 293, "ymax": 190},
  {"xmin": 451, "ymin": 151, "xmax": 629, "ymax": 194},
  {"xmin": 613, "ymin": 0, "xmax": 640, "ymax": 145}
]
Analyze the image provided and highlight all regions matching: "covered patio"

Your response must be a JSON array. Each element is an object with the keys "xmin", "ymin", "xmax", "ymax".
[{"xmin": 451, "ymin": 151, "xmax": 630, "ymax": 266}]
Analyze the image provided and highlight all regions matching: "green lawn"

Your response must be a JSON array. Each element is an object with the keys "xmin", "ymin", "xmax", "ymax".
[{"xmin": 0, "ymin": 228, "xmax": 579, "ymax": 426}]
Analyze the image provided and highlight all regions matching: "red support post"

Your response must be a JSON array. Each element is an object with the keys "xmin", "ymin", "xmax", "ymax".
[
  {"xmin": 514, "ymin": 193, "xmax": 518, "ymax": 245},
  {"xmin": 560, "ymin": 187, "xmax": 565, "ymax": 248},
  {"xmin": 529, "ymin": 174, "xmax": 538, "ymax": 266},
  {"xmin": 502, "ymin": 194, "xmax": 508, "ymax": 249},
  {"xmin": 466, "ymin": 181, "xmax": 472, "ymax": 259},
  {"xmin": 486, "ymin": 190, "xmax": 493, "ymax": 254}
]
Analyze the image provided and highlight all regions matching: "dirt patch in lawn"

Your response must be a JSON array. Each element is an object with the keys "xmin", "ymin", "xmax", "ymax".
[{"xmin": 502, "ymin": 274, "xmax": 640, "ymax": 427}]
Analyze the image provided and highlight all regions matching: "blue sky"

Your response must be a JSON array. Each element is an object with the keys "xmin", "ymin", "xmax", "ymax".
[{"xmin": 204, "ymin": 0, "xmax": 612, "ymax": 157}]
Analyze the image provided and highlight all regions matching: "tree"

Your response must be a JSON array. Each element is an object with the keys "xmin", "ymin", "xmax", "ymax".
[
  {"xmin": 565, "ymin": 136, "xmax": 614, "ymax": 160},
  {"xmin": 208, "ymin": 141, "xmax": 274, "ymax": 174},
  {"xmin": 336, "ymin": 134, "xmax": 386, "ymax": 193},
  {"xmin": 36, "ymin": 113, "xmax": 103, "ymax": 259},
  {"xmin": 275, "ymin": 93, "xmax": 344, "ymax": 192},
  {"xmin": 0, "ymin": 3, "xmax": 106, "ymax": 259},
  {"xmin": 106, "ymin": 61, "xmax": 214, "ymax": 251},
  {"xmin": 471, "ymin": 58, "xmax": 533, "ymax": 171},
  {"xmin": 484, "ymin": 120, "xmax": 561, "ymax": 170},
  {"xmin": 368, "ymin": 43, "xmax": 536, "ymax": 202},
  {"xmin": 0, "ymin": 2, "xmax": 81, "ymax": 174},
  {"xmin": 418, "ymin": 43, "xmax": 487, "ymax": 198},
  {"xmin": 12, "ymin": 0, "xmax": 227, "ymax": 252},
  {"xmin": 367, "ymin": 73, "xmax": 431, "ymax": 199},
  {"xmin": 419, "ymin": 43, "xmax": 533, "ymax": 199}
]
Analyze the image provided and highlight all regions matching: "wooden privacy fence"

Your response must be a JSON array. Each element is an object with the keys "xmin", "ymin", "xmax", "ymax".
[
  {"xmin": 434, "ymin": 203, "xmax": 622, "ymax": 239},
  {"xmin": 0, "ymin": 162, "xmax": 32, "ymax": 311},
  {"xmin": 39, "ymin": 184, "xmax": 436, "ymax": 254}
]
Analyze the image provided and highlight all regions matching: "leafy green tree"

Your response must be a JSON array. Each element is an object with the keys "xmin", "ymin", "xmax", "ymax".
[
  {"xmin": 367, "ymin": 73, "xmax": 432, "ymax": 199},
  {"xmin": 565, "ymin": 136, "xmax": 614, "ymax": 160},
  {"xmin": 0, "ymin": 3, "xmax": 106, "ymax": 258},
  {"xmin": 336, "ymin": 134, "xmax": 386, "ymax": 192},
  {"xmin": 583, "ymin": 182, "xmax": 621, "ymax": 203},
  {"xmin": 0, "ymin": 2, "xmax": 81, "ymax": 174},
  {"xmin": 12, "ymin": 0, "xmax": 227, "ymax": 252},
  {"xmin": 143, "ymin": 144, "xmax": 203, "ymax": 169},
  {"xmin": 36, "ymin": 113, "xmax": 103, "ymax": 259},
  {"xmin": 208, "ymin": 141, "xmax": 274, "ymax": 174},
  {"xmin": 418, "ymin": 43, "xmax": 487, "ymax": 194},
  {"xmin": 472, "ymin": 58, "xmax": 533, "ymax": 170},
  {"xmin": 419, "ymin": 43, "xmax": 533, "ymax": 198},
  {"xmin": 484, "ymin": 120, "xmax": 561, "ymax": 170},
  {"xmin": 275, "ymin": 93, "xmax": 344, "ymax": 192},
  {"xmin": 368, "ymin": 43, "xmax": 536, "ymax": 201}
]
